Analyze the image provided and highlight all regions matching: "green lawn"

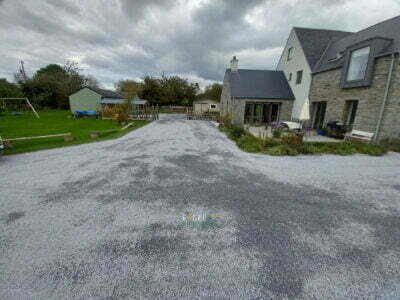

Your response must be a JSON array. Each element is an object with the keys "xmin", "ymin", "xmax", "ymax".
[{"xmin": 0, "ymin": 110, "xmax": 150, "ymax": 155}]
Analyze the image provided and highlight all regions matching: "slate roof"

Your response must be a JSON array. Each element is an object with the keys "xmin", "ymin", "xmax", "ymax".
[
  {"xmin": 293, "ymin": 27, "xmax": 354, "ymax": 68},
  {"xmin": 313, "ymin": 15, "xmax": 400, "ymax": 73},
  {"xmin": 133, "ymin": 98, "xmax": 148, "ymax": 105},
  {"xmin": 226, "ymin": 69, "xmax": 294, "ymax": 100},
  {"xmin": 88, "ymin": 87, "xmax": 125, "ymax": 99}
]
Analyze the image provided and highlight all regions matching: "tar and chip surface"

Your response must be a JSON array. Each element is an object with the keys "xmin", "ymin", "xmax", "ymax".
[{"xmin": 1, "ymin": 114, "xmax": 400, "ymax": 299}]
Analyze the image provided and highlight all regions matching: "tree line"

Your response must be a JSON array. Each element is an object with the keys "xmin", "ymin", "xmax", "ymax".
[
  {"xmin": 0, "ymin": 61, "xmax": 222, "ymax": 109},
  {"xmin": 0, "ymin": 61, "xmax": 98, "ymax": 109},
  {"xmin": 116, "ymin": 75, "xmax": 222, "ymax": 106}
]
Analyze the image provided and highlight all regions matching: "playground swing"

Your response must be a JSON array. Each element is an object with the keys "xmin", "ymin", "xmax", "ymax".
[{"xmin": 0, "ymin": 98, "xmax": 40, "ymax": 118}]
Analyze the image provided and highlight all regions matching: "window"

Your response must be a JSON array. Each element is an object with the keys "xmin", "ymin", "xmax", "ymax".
[
  {"xmin": 288, "ymin": 73, "xmax": 292, "ymax": 81},
  {"xmin": 346, "ymin": 47, "xmax": 370, "ymax": 81},
  {"xmin": 287, "ymin": 47, "xmax": 293, "ymax": 61},
  {"xmin": 311, "ymin": 102, "xmax": 327, "ymax": 129},
  {"xmin": 244, "ymin": 102, "xmax": 281, "ymax": 124},
  {"xmin": 296, "ymin": 70, "xmax": 303, "ymax": 84},
  {"xmin": 210, "ymin": 104, "xmax": 216, "ymax": 109},
  {"xmin": 344, "ymin": 100, "xmax": 358, "ymax": 126}
]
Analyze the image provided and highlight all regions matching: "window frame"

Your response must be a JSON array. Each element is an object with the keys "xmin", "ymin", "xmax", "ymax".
[
  {"xmin": 296, "ymin": 70, "xmax": 303, "ymax": 85},
  {"xmin": 340, "ymin": 39, "xmax": 385, "ymax": 89},
  {"xmin": 244, "ymin": 102, "xmax": 281, "ymax": 125},
  {"xmin": 287, "ymin": 47, "xmax": 293, "ymax": 61},
  {"xmin": 343, "ymin": 100, "xmax": 359, "ymax": 126},
  {"xmin": 346, "ymin": 46, "xmax": 371, "ymax": 82}
]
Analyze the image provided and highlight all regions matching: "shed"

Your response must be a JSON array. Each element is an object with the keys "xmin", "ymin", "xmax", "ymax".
[
  {"xmin": 193, "ymin": 99, "xmax": 220, "ymax": 115},
  {"xmin": 69, "ymin": 87, "xmax": 126, "ymax": 114}
]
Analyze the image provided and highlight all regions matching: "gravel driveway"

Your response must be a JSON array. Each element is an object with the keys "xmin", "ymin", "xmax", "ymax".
[{"xmin": 1, "ymin": 114, "xmax": 400, "ymax": 299}]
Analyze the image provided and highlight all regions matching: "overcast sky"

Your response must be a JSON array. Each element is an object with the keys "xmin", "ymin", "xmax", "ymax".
[{"xmin": 0, "ymin": 0, "xmax": 399, "ymax": 89}]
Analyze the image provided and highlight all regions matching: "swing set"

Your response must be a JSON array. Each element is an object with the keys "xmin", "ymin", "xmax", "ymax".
[{"xmin": 0, "ymin": 98, "xmax": 40, "ymax": 118}]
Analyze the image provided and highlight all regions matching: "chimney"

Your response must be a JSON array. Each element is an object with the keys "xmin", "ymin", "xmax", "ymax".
[{"xmin": 230, "ymin": 56, "xmax": 238, "ymax": 72}]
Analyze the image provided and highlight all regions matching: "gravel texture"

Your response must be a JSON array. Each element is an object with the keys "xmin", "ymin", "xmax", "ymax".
[{"xmin": 1, "ymin": 114, "xmax": 400, "ymax": 299}]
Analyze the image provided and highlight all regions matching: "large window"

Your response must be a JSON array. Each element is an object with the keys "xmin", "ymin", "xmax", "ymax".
[
  {"xmin": 287, "ymin": 47, "xmax": 293, "ymax": 61},
  {"xmin": 346, "ymin": 47, "xmax": 370, "ymax": 81},
  {"xmin": 244, "ymin": 102, "xmax": 281, "ymax": 124},
  {"xmin": 296, "ymin": 70, "xmax": 303, "ymax": 84}
]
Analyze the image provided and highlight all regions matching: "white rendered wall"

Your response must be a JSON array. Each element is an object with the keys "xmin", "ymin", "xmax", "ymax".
[{"xmin": 277, "ymin": 29, "xmax": 312, "ymax": 120}]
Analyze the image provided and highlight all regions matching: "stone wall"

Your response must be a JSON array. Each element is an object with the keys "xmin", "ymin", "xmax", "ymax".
[
  {"xmin": 220, "ymin": 73, "xmax": 231, "ymax": 116},
  {"xmin": 231, "ymin": 98, "xmax": 293, "ymax": 125},
  {"xmin": 379, "ymin": 55, "xmax": 400, "ymax": 140},
  {"xmin": 309, "ymin": 54, "xmax": 400, "ymax": 141}
]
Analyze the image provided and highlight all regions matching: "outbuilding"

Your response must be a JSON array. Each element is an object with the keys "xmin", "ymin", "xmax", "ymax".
[
  {"xmin": 220, "ymin": 57, "xmax": 295, "ymax": 125},
  {"xmin": 193, "ymin": 99, "xmax": 220, "ymax": 115},
  {"xmin": 69, "ymin": 87, "xmax": 126, "ymax": 114}
]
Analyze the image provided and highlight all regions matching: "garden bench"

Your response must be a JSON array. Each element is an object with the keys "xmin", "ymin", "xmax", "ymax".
[{"xmin": 345, "ymin": 130, "xmax": 374, "ymax": 143}]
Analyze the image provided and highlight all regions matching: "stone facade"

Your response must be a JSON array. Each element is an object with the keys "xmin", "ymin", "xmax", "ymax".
[
  {"xmin": 309, "ymin": 54, "xmax": 400, "ymax": 141},
  {"xmin": 220, "ymin": 73, "xmax": 231, "ymax": 116}
]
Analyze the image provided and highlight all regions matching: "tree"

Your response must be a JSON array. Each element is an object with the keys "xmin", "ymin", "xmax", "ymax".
[
  {"xmin": 115, "ymin": 80, "xmax": 142, "ymax": 100},
  {"xmin": 139, "ymin": 74, "xmax": 199, "ymax": 106},
  {"xmin": 84, "ymin": 75, "xmax": 100, "ymax": 88},
  {"xmin": 0, "ymin": 78, "xmax": 24, "ymax": 98},
  {"xmin": 140, "ymin": 75, "xmax": 163, "ymax": 104},
  {"xmin": 18, "ymin": 61, "xmax": 98, "ymax": 109},
  {"xmin": 197, "ymin": 83, "xmax": 223, "ymax": 102}
]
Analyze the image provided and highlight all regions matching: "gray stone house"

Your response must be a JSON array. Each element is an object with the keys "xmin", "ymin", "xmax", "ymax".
[
  {"xmin": 309, "ymin": 16, "xmax": 400, "ymax": 142},
  {"xmin": 220, "ymin": 57, "xmax": 295, "ymax": 125}
]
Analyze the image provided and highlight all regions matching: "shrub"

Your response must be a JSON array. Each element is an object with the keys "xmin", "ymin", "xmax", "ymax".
[
  {"xmin": 113, "ymin": 103, "xmax": 130, "ymax": 124},
  {"xmin": 220, "ymin": 114, "xmax": 232, "ymax": 129},
  {"xmin": 352, "ymin": 141, "xmax": 387, "ymax": 156},
  {"xmin": 265, "ymin": 144, "xmax": 299, "ymax": 156},
  {"xmin": 281, "ymin": 133, "xmax": 304, "ymax": 147},
  {"xmin": 272, "ymin": 129, "xmax": 282, "ymax": 139},
  {"xmin": 380, "ymin": 138, "xmax": 400, "ymax": 153},
  {"xmin": 101, "ymin": 106, "xmax": 114, "ymax": 118},
  {"xmin": 236, "ymin": 134, "xmax": 265, "ymax": 152},
  {"xmin": 228, "ymin": 125, "xmax": 246, "ymax": 140}
]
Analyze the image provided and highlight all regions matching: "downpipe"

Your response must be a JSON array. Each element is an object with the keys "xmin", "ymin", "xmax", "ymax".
[{"xmin": 374, "ymin": 53, "xmax": 395, "ymax": 143}]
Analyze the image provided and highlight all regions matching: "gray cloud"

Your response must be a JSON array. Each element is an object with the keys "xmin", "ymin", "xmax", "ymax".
[{"xmin": 0, "ymin": 0, "xmax": 399, "ymax": 89}]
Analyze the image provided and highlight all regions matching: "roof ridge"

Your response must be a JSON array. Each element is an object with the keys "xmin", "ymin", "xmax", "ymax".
[
  {"xmin": 293, "ymin": 27, "xmax": 354, "ymax": 34},
  {"xmin": 228, "ymin": 68, "xmax": 282, "ymax": 72},
  {"xmin": 355, "ymin": 15, "xmax": 400, "ymax": 35}
]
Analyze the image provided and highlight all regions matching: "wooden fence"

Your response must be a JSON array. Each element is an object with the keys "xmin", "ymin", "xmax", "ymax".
[
  {"xmin": 186, "ymin": 111, "xmax": 219, "ymax": 121},
  {"xmin": 130, "ymin": 108, "xmax": 159, "ymax": 120}
]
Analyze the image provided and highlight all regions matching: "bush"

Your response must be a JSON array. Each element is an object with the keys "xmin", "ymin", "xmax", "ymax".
[
  {"xmin": 228, "ymin": 125, "xmax": 246, "ymax": 140},
  {"xmin": 220, "ymin": 114, "xmax": 232, "ymax": 129},
  {"xmin": 380, "ymin": 138, "xmax": 400, "ymax": 153},
  {"xmin": 265, "ymin": 144, "xmax": 299, "ymax": 156},
  {"xmin": 101, "ymin": 106, "xmax": 114, "ymax": 118},
  {"xmin": 272, "ymin": 129, "xmax": 282, "ymax": 139},
  {"xmin": 236, "ymin": 134, "xmax": 265, "ymax": 152},
  {"xmin": 352, "ymin": 141, "xmax": 387, "ymax": 156},
  {"xmin": 101, "ymin": 103, "xmax": 130, "ymax": 124},
  {"xmin": 281, "ymin": 133, "xmax": 303, "ymax": 146}
]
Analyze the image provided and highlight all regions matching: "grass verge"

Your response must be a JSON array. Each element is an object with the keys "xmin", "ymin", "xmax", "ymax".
[
  {"xmin": 220, "ymin": 124, "xmax": 387, "ymax": 156},
  {"xmin": 0, "ymin": 110, "xmax": 150, "ymax": 155}
]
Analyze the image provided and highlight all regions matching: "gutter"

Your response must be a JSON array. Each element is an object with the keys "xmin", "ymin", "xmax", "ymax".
[{"xmin": 374, "ymin": 53, "xmax": 395, "ymax": 142}]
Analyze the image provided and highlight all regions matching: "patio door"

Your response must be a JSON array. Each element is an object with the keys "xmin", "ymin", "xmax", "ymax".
[
  {"xmin": 245, "ymin": 102, "xmax": 281, "ymax": 125},
  {"xmin": 312, "ymin": 102, "xmax": 326, "ymax": 129}
]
